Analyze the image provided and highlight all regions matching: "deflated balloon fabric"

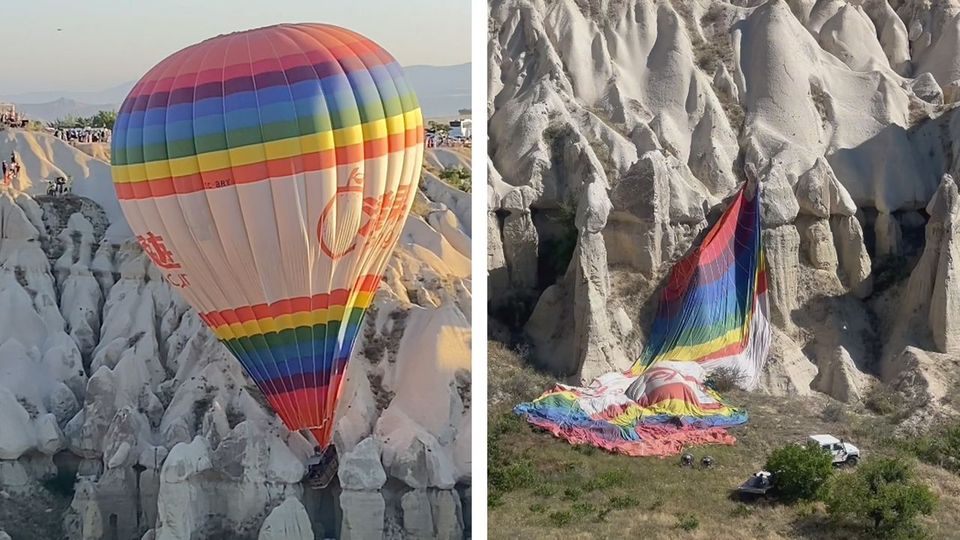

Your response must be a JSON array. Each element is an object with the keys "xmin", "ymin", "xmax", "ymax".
[{"xmin": 516, "ymin": 184, "xmax": 771, "ymax": 457}]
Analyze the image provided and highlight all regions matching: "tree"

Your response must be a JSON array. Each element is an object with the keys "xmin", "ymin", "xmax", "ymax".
[
  {"xmin": 90, "ymin": 110, "xmax": 117, "ymax": 129},
  {"xmin": 765, "ymin": 442, "xmax": 834, "ymax": 502},
  {"xmin": 825, "ymin": 457, "xmax": 936, "ymax": 539},
  {"xmin": 50, "ymin": 115, "xmax": 79, "ymax": 129},
  {"xmin": 49, "ymin": 110, "xmax": 117, "ymax": 130}
]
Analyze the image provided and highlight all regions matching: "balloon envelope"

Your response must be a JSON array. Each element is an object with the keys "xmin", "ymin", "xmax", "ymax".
[{"xmin": 111, "ymin": 23, "xmax": 424, "ymax": 447}]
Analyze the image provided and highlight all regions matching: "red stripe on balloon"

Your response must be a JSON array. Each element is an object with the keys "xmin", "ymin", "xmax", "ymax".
[
  {"xmin": 114, "ymin": 129, "xmax": 422, "ymax": 200},
  {"xmin": 126, "ymin": 31, "xmax": 384, "ymax": 100},
  {"xmin": 265, "ymin": 372, "xmax": 344, "ymax": 446},
  {"xmin": 198, "ymin": 275, "xmax": 382, "ymax": 327}
]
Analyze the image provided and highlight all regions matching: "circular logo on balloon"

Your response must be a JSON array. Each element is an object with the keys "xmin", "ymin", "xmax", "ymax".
[{"xmin": 317, "ymin": 168, "xmax": 368, "ymax": 260}]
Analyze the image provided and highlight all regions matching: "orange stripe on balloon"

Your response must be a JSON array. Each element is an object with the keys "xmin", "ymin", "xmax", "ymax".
[{"xmin": 199, "ymin": 275, "xmax": 381, "ymax": 327}]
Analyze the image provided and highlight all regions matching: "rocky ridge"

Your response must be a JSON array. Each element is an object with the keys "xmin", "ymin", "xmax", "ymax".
[
  {"xmin": 488, "ymin": 0, "xmax": 960, "ymax": 420},
  {"xmin": 0, "ymin": 131, "xmax": 472, "ymax": 540}
]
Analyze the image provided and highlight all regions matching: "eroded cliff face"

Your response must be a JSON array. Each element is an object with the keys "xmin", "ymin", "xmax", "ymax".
[
  {"xmin": 488, "ymin": 0, "xmax": 960, "ymax": 409},
  {"xmin": 0, "ymin": 131, "xmax": 472, "ymax": 540}
]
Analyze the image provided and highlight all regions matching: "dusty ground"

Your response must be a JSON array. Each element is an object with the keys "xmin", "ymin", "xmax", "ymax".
[{"xmin": 488, "ymin": 341, "xmax": 960, "ymax": 540}]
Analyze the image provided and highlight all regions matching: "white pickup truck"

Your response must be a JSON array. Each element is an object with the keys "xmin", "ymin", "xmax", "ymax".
[{"xmin": 810, "ymin": 434, "xmax": 860, "ymax": 466}]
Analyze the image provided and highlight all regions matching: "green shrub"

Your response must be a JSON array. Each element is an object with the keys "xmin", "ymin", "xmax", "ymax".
[
  {"xmin": 608, "ymin": 495, "xmax": 639, "ymax": 510},
  {"xmin": 536, "ymin": 485, "xmax": 557, "ymax": 498},
  {"xmin": 561, "ymin": 487, "xmax": 582, "ymax": 501},
  {"xmin": 730, "ymin": 503, "xmax": 753, "ymax": 518},
  {"xmin": 549, "ymin": 510, "xmax": 573, "ymax": 527},
  {"xmin": 765, "ymin": 442, "xmax": 834, "ymax": 503},
  {"xmin": 492, "ymin": 460, "xmax": 536, "ymax": 492},
  {"xmin": 903, "ymin": 422, "xmax": 960, "ymax": 473},
  {"xmin": 676, "ymin": 513, "xmax": 699, "ymax": 531},
  {"xmin": 865, "ymin": 384, "xmax": 907, "ymax": 416},
  {"xmin": 705, "ymin": 366, "xmax": 746, "ymax": 393},
  {"xmin": 489, "ymin": 412, "xmax": 536, "ymax": 499},
  {"xmin": 438, "ymin": 166, "xmax": 471, "ymax": 192},
  {"xmin": 585, "ymin": 469, "xmax": 630, "ymax": 491},
  {"xmin": 821, "ymin": 402, "xmax": 848, "ymax": 423},
  {"xmin": 825, "ymin": 457, "xmax": 937, "ymax": 538},
  {"xmin": 571, "ymin": 502, "xmax": 596, "ymax": 517}
]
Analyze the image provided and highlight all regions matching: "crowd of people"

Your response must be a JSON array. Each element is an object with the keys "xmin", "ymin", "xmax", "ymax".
[
  {"xmin": 53, "ymin": 127, "xmax": 111, "ymax": 143},
  {"xmin": 0, "ymin": 106, "xmax": 28, "ymax": 128},
  {"xmin": 47, "ymin": 176, "xmax": 70, "ymax": 196},
  {"xmin": 2, "ymin": 153, "xmax": 20, "ymax": 187},
  {"xmin": 425, "ymin": 131, "xmax": 470, "ymax": 148}
]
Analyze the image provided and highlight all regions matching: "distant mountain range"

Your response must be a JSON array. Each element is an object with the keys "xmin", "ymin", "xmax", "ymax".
[{"xmin": 2, "ymin": 63, "xmax": 470, "ymax": 122}]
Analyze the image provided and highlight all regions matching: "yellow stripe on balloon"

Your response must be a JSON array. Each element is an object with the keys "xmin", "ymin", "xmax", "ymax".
[
  {"xmin": 606, "ymin": 398, "xmax": 737, "ymax": 427},
  {"xmin": 113, "ymin": 110, "xmax": 422, "ymax": 184},
  {"xmin": 651, "ymin": 325, "xmax": 749, "ymax": 363},
  {"xmin": 209, "ymin": 291, "xmax": 376, "ymax": 340}
]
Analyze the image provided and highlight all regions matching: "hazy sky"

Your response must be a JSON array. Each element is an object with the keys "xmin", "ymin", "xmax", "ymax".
[{"xmin": 0, "ymin": 0, "xmax": 470, "ymax": 95}]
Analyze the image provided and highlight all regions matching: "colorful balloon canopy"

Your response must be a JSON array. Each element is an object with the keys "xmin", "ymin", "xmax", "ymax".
[
  {"xmin": 516, "ymin": 183, "xmax": 770, "ymax": 457},
  {"xmin": 111, "ymin": 23, "xmax": 424, "ymax": 448}
]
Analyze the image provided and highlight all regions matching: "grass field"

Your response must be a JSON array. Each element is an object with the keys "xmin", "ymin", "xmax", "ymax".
[{"xmin": 488, "ymin": 341, "xmax": 960, "ymax": 539}]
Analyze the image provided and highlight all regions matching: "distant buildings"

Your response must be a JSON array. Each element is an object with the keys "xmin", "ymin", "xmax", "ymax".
[
  {"xmin": 0, "ymin": 103, "xmax": 28, "ymax": 128},
  {"xmin": 449, "ymin": 119, "xmax": 472, "ymax": 139},
  {"xmin": 425, "ymin": 116, "xmax": 472, "ymax": 148}
]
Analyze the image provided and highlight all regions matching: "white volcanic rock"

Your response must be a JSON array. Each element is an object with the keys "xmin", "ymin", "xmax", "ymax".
[
  {"xmin": 430, "ymin": 489, "xmax": 465, "ymax": 540},
  {"xmin": 831, "ymin": 215, "xmax": 873, "ymax": 299},
  {"xmin": 340, "ymin": 490, "xmax": 385, "ymax": 540},
  {"xmin": 763, "ymin": 225, "xmax": 801, "ymax": 330},
  {"xmin": 812, "ymin": 346, "xmax": 866, "ymax": 402},
  {"xmin": 916, "ymin": 12, "xmax": 960, "ymax": 87},
  {"xmin": 818, "ymin": 5, "xmax": 889, "ymax": 72},
  {"xmin": 337, "ymin": 436, "xmax": 387, "ymax": 490},
  {"xmin": 155, "ymin": 438, "xmax": 213, "ymax": 540},
  {"xmin": 807, "ymin": 0, "xmax": 846, "ymax": 35},
  {"xmin": 795, "ymin": 157, "xmax": 857, "ymax": 218},
  {"xmin": 0, "ymin": 130, "xmax": 130, "ymax": 240},
  {"xmin": 402, "ymin": 489, "xmax": 434, "ymax": 539},
  {"xmin": 498, "ymin": 186, "xmax": 539, "ymax": 291},
  {"xmin": 377, "ymin": 407, "xmax": 458, "ymax": 489},
  {"xmin": 798, "ymin": 217, "xmax": 838, "ymax": 271},
  {"xmin": 398, "ymin": 488, "xmax": 464, "ymax": 540},
  {"xmin": 0, "ymin": 143, "xmax": 471, "ymax": 538},
  {"xmin": 875, "ymin": 212, "xmax": 903, "ymax": 257},
  {"xmin": 927, "ymin": 174, "xmax": 960, "ymax": 354},
  {"xmin": 887, "ymin": 347, "xmax": 956, "ymax": 404},
  {"xmin": 911, "ymin": 72, "xmax": 945, "ymax": 104},
  {"xmin": 0, "ymin": 387, "xmax": 35, "ymax": 460},
  {"xmin": 258, "ymin": 498, "xmax": 312, "ymax": 540},
  {"xmin": 761, "ymin": 329, "xmax": 816, "ymax": 396},
  {"xmin": 489, "ymin": 0, "xmax": 960, "ymax": 406},
  {"xmin": 759, "ymin": 162, "xmax": 800, "ymax": 227},
  {"xmin": 864, "ymin": 0, "xmax": 911, "ymax": 75}
]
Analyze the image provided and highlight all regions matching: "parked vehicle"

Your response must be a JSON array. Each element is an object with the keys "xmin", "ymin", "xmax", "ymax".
[
  {"xmin": 809, "ymin": 434, "xmax": 860, "ymax": 466},
  {"xmin": 738, "ymin": 470, "xmax": 774, "ymax": 498}
]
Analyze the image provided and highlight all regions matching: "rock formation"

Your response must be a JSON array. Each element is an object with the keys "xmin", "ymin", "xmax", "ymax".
[
  {"xmin": 0, "ymin": 130, "xmax": 471, "ymax": 539},
  {"xmin": 488, "ymin": 0, "xmax": 960, "ymax": 409}
]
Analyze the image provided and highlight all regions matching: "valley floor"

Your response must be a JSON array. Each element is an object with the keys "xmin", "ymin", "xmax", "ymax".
[{"xmin": 488, "ymin": 341, "xmax": 960, "ymax": 540}]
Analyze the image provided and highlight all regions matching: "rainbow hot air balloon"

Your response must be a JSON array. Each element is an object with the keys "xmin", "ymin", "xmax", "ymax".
[{"xmin": 111, "ymin": 24, "xmax": 424, "ymax": 451}]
